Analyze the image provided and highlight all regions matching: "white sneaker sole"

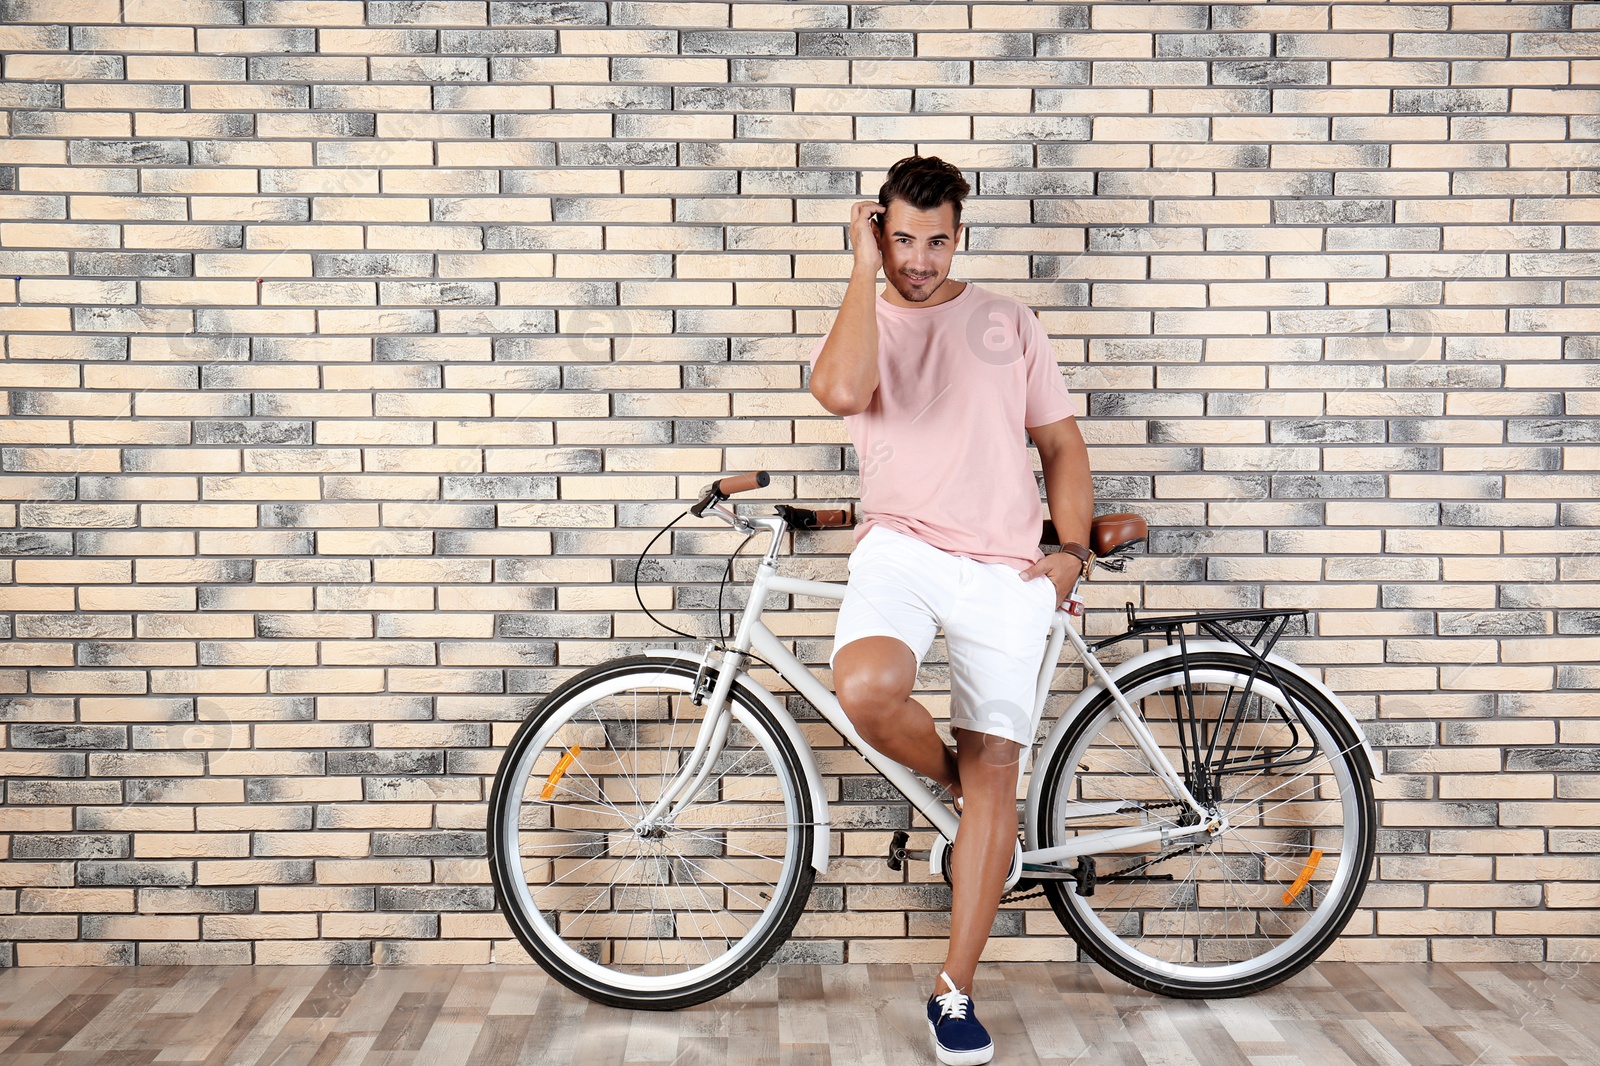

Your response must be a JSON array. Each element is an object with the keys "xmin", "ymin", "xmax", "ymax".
[{"xmin": 927, "ymin": 1021, "xmax": 994, "ymax": 1066}]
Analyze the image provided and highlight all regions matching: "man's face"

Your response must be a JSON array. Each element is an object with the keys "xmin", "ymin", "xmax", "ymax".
[{"xmin": 877, "ymin": 199, "xmax": 962, "ymax": 303}]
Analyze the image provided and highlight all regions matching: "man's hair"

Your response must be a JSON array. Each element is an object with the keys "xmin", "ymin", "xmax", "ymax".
[{"xmin": 877, "ymin": 155, "xmax": 972, "ymax": 227}]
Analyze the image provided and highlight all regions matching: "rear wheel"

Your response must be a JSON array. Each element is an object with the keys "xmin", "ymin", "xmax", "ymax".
[
  {"xmin": 1032, "ymin": 652, "xmax": 1375, "ymax": 997},
  {"xmin": 488, "ymin": 656, "xmax": 815, "ymax": 1010}
]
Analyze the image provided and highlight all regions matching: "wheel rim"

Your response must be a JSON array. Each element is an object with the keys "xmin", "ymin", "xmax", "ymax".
[
  {"xmin": 495, "ymin": 671, "xmax": 807, "ymax": 994},
  {"xmin": 1047, "ymin": 666, "xmax": 1368, "ymax": 984}
]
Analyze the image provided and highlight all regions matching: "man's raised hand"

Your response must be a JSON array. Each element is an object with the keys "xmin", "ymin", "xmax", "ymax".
[{"xmin": 850, "ymin": 200, "xmax": 884, "ymax": 276}]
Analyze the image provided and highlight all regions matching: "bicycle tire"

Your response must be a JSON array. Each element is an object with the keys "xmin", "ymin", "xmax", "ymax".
[
  {"xmin": 1031, "ymin": 651, "xmax": 1376, "ymax": 998},
  {"xmin": 488, "ymin": 655, "xmax": 816, "ymax": 1010}
]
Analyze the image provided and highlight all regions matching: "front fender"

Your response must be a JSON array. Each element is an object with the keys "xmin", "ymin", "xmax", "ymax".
[
  {"xmin": 1025, "ymin": 640, "xmax": 1381, "ymax": 841},
  {"xmin": 641, "ymin": 649, "xmax": 831, "ymax": 875}
]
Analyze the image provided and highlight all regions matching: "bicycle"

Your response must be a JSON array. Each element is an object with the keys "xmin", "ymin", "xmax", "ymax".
[{"xmin": 488, "ymin": 472, "xmax": 1380, "ymax": 1010}]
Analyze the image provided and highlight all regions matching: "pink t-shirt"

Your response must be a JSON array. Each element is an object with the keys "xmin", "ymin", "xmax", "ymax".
[{"xmin": 808, "ymin": 281, "xmax": 1078, "ymax": 573}]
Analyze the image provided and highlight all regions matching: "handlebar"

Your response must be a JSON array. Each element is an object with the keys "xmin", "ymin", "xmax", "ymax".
[
  {"xmin": 712, "ymin": 471, "xmax": 769, "ymax": 497},
  {"xmin": 691, "ymin": 470, "xmax": 770, "ymax": 517},
  {"xmin": 689, "ymin": 470, "xmax": 856, "ymax": 533},
  {"xmin": 681, "ymin": 472, "xmax": 1144, "ymax": 615}
]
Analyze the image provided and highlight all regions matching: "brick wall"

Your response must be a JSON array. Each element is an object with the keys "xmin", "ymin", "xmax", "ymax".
[{"xmin": 2, "ymin": 0, "xmax": 1597, "ymax": 969}]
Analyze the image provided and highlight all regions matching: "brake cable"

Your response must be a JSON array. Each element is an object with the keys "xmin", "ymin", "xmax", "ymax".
[{"xmin": 631, "ymin": 507, "xmax": 783, "ymax": 676}]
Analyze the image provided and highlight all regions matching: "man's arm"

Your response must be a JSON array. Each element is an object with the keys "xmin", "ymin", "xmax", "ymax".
[
  {"xmin": 809, "ymin": 201, "xmax": 885, "ymax": 416},
  {"xmin": 1030, "ymin": 415, "xmax": 1094, "ymax": 549}
]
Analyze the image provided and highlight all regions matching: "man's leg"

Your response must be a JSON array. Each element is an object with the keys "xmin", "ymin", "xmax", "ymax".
[
  {"xmin": 938, "ymin": 727, "xmax": 1023, "ymax": 995},
  {"xmin": 833, "ymin": 636, "xmax": 961, "ymax": 799}
]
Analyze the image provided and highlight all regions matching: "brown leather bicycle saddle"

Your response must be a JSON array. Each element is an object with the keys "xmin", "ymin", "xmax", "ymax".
[
  {"xmin": 1040, "ymin": 513, "xmax": 1148, "ymax": 556},
  {"xmin": 1091, "ymin": 513, "xmax": 1147, "ymax": 555}
]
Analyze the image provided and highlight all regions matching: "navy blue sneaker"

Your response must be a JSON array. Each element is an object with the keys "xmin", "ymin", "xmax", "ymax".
[{"xmin": 926, "ymin": 971, "xmax": 994, "ymax": 1066}]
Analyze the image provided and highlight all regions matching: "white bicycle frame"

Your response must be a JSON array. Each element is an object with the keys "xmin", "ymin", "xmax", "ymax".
[{"xmin": 637, "ymin": 506, "xmax": 1216, "ymax": 870}]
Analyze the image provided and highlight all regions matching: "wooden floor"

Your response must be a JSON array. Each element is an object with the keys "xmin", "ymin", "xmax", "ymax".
[{"xmin": 0, "ymin": 962, "xmax": 1595, "ymax": 1065}]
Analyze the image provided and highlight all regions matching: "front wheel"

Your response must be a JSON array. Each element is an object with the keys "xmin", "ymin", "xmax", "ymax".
[
  {"xmin": 488, "ymin": 656, "xmax": 816, "ymax": 1010},
  {"xmin": 1032, "ymin": 651, "xmax": 1376, "ymax": 998}
]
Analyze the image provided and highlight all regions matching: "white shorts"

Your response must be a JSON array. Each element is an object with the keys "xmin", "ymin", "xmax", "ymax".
[{"xmin": 829, "ymin": 524, "xmax": 1060, "ymax": 746}]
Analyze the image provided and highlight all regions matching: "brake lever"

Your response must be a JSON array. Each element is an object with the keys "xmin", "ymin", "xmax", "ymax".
[{"xmin": 690, "ymin": 486, "xmax": 720, "ymax": 517}]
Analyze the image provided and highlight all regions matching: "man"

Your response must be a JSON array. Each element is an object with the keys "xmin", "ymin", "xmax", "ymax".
[{"xmin": 807, "ymin": 155, "xmax": 1094, "ymax": 1066}]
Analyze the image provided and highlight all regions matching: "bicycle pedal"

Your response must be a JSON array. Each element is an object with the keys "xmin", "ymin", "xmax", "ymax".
[{"xmin": 885, "ymin": 830, "xmax": 910, "ymax": 872}]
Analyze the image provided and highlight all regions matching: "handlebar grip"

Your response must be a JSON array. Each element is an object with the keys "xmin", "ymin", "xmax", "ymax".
[
  {"xmin": 714, "ymin": 471, "xmax": 770, "ymax": 496},
  {"xmin": 813, "ymin": 507, "xmax": 852, "ymax": 528}
]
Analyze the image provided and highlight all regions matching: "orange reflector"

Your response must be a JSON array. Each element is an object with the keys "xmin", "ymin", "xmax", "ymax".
[
  {"xmin": 1281, "ymin": 848, "xmax": 1323, "ymax": 906},
  {"xmin": 540, "ymin": 746, "xmax": 581, "ymax": 801}
]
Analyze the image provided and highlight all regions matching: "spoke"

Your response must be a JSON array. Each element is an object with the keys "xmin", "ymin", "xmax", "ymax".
[
  {"xmin": 653, "ymin": 693, "xmax": 673, "ymax": 839},
  {"xmin": 519, "ymin": 832, "xmax": 612, "ymax": 856},
  {"xmin": 645, "ymin": 850, "xmax": 672, "ymax": 971},
  {"xmin": 672, "ymin": 740, "xmax": 777, "ymax": 821},
  {"xmin": 1245, "ymin": 769, "xmax": 1342, "ymax": 825},
  {"xmin": 601, "ymin": 694, "xmax": 646, "ymax": 816},
  {"xmin": 670, "ymin": 826, "xmax": 791, "ymax": 865},
  {"xmin": 1228, "ymin": 825, "xmax": 1331, "ymax": 915},
  {"xmin": 1216, "ymin": 836, "xmax": 1328, "ymax": 851},
  {"xmin": 560, "ymin": 848, "xmax": 643, "ymax": 927},
  {"xmin": 623, "ymin": 690, "xmax": 645, "ymax": 823},
  {"xmin": 554, "ymin": 723, "xmax": 639, "ymax": 825},
  {"xmin": 676, "ymin": 851, "xmax": 739, "ymax": 965},
  {"xmin": 672, "ymin": 852, "xmax": 778, "ymax": 914},
  {"xmin": 1065, "ymin": 731, "xmax": 1187, "ymax": 831},
  {"xmin": 1214, "ymin": 824, "xmax": 1270, "ymax": 950},
  {"xmin": 666, "ymin": 810, "xmax": 801, "ymax": 831},
  {"xmin": 530, "ymin": 833, "xmax": 625, "ymax": 888},
  {"xmin": 1216, "ymin": 728, "xmax": 1365, "ymax": 811},
  {"xmin": 536, "ymin": 782, "xmax": 632, "ymax": 821}
]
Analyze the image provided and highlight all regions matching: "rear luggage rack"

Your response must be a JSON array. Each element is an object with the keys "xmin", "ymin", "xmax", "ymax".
[{"xmin": 1091, "ymin": 604, "xmax": 1318, "ymax": 782}]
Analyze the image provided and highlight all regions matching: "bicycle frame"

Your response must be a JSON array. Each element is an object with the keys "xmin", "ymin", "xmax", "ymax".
[{"xmin": 636, "ymin": 507, "xmax": 1215, "ymax": 870}]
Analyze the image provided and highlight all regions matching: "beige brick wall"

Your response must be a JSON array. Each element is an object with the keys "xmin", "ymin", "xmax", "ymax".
[{"xmin": 2, "ymin": 0, "xmax": 1598, "ymax": 969}]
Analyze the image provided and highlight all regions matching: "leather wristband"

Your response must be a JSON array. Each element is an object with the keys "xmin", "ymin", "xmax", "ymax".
[{"xmin": 1062, "ymin": 541, "xmax": 1095, "ymax": 581}]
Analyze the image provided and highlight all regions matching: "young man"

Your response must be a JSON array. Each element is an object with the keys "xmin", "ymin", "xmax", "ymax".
[{"xmin": 807, "ymin": 155, "xmax": 1095, "ymax": 1066}]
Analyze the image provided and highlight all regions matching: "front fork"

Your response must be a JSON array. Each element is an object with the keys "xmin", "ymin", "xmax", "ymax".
[
  {"xmin": 632, "ymin": 642, "xmax": 744, "ymax": 833},
  {"xmin": 636, "ymin": 542, "xmax": 778, "ymax": 832}
]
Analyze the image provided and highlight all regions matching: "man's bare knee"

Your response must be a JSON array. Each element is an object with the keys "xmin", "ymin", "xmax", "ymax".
[{"xmin": 833, "ymin": 637, "xmax": 917, "ymax": 729}]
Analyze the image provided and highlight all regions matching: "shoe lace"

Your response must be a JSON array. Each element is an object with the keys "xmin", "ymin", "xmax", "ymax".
[{"xmin": 933, "ymin": 973, "xmax": 970, "ymax": 1022}]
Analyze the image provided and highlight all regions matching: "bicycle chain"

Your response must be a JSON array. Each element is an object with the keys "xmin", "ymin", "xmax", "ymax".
[
  {"xmin": 1000, "ymin": 801, "xmax": 1202, "ymax": 905},
  {"xmin": 1000, "ymin": 887, "xmax": 1047, "ymax": 904},
  {"xmin": 1100, "ymin": 840, "xmax": 1204, "ymax": 884}
]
